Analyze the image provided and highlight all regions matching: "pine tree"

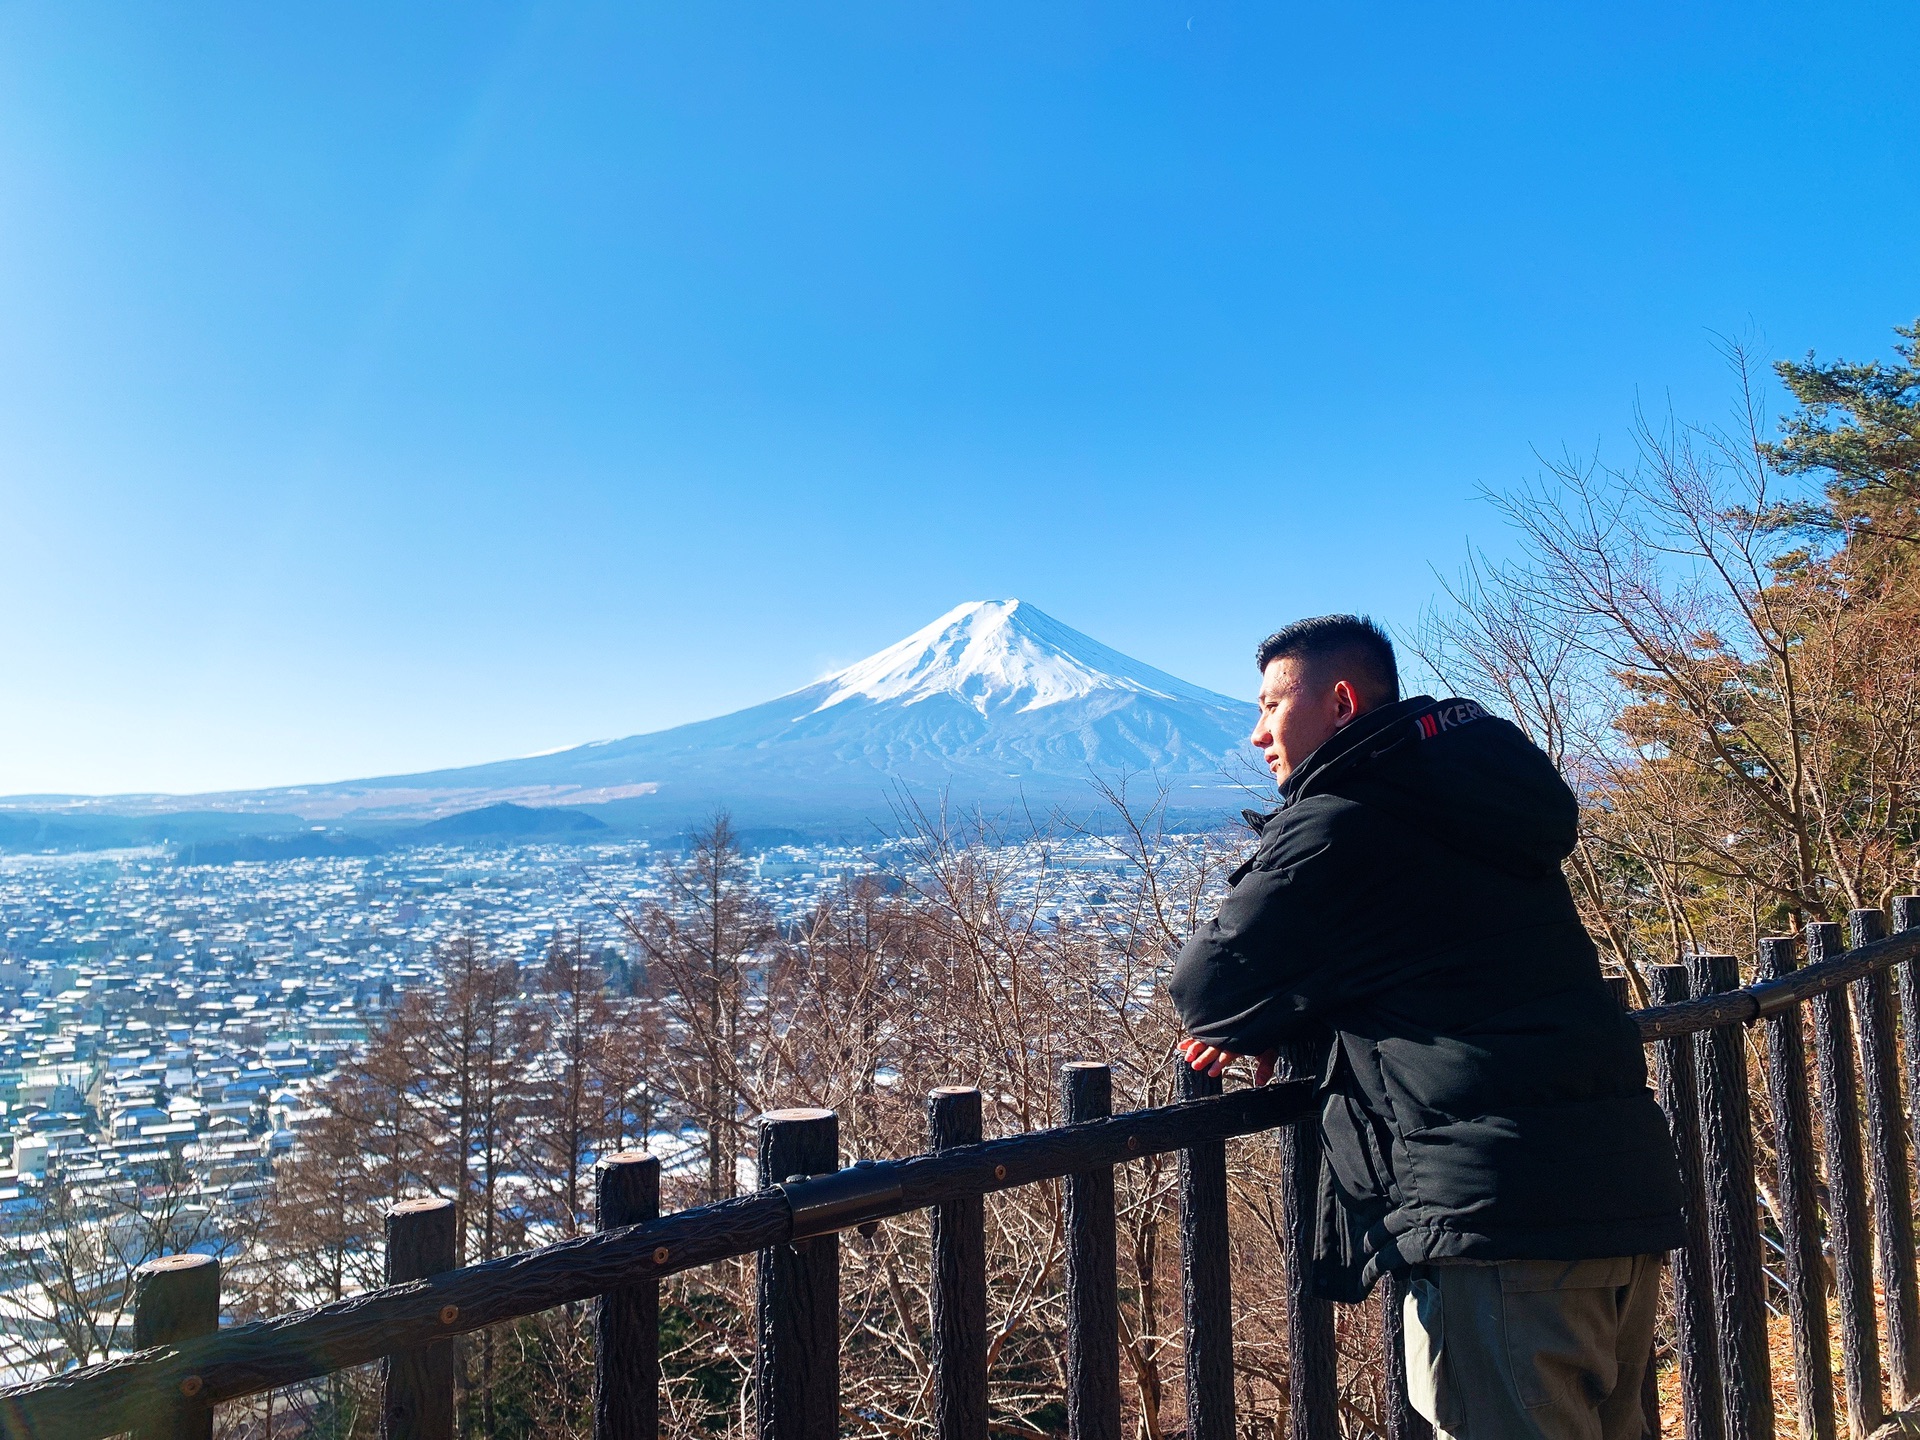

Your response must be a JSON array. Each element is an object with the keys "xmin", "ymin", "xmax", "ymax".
[{"xmin": 1766, "ymin": 317, "xmax": 1920, "ymax": 547}]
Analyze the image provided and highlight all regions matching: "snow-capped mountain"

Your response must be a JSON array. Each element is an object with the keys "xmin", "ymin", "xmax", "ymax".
[
  {"xmin": 11, "ymin": 601, "xmax": 1264, "ymax": 833},
  {"xmin": 813, "ymin": 601, "xmax": 1234, "ymax": 717}
]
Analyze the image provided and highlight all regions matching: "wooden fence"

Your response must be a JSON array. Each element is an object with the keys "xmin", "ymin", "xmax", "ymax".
[{"xmin": 3, "ymin": 900, "xmax": 1920, "ymax": 1440}]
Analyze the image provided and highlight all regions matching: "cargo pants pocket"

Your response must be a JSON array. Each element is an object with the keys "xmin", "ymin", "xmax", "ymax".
[
  {"xmin": 1403, "ymin": 1274, "xmax": 1464, "ymax": 1434},
  {"xmin": 1496, "ymin": 1257, "xmax": 1635, "ymax": 1414}
]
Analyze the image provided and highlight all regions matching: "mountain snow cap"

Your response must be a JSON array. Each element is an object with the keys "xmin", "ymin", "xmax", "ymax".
[{"xmin": 811, "ymin": 599, "xmax": 1228, "ymax": 716}]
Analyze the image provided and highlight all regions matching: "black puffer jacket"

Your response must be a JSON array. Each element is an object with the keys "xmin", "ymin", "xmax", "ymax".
[{"xmin": 1169, "ymin": 695, "xmax": 1683, "ymax": 1301}]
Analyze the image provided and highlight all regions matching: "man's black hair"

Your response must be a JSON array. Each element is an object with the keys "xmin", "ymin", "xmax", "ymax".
[{"xmin": 1254, "ymin": 614, "xmax": 1400, "ymax": 705}]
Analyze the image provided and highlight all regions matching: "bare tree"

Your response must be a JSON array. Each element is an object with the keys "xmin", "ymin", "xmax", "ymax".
[
  {"xmin": 1416, "ymin": 343, "xmax": 1920, "ymax": 980},
  {"xmin": 618, "ymin": 813, "xmax": 776, "ymax": 1205},
  {"xmin": 0, "ymin": 1158, "xmax": 224, "ymax": 1377},
  {"xmin": 521, "ymin": 928, "xmax": 628, "ymax": 1240}
]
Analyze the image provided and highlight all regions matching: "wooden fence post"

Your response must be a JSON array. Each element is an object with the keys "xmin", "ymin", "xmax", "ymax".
[
  {"xmin": 1851, "ymin": 907, "xmax": 1920, "ymax": 1408},
  {"xmin": 595, "ymin": 1151, "xmax": 661, "ymax": 1440},
  {"xmin": 1651, "ymin": 963, "xmax": 1724, "ymax": 1440},
  {"xmin": 1175, "ymin": 1061, "xmax": 1235, "ymax": 1440},
  {"xmin": 1273, "ymin": 1037, "xmax": 1338, "ymax": 1440},
  {"xmin": 1898, "ymin": 897, "xmax": 1920, "ymax": 1289},
  {"xmin": 756, "ymin": 1108, "xmax": 840, "ymax": 1440},
  {"xmin": 929, "ymin": 1087, "xmax": 988, "ymax": 1440},
  {"xmin": 131, "ymin": 1253, "xmax": 219, "ymax": 1440},
  {"xmin": 1756, "ymin": 938, "xmax": 1836, "ymax": 1440},
  {"xmin": 1062, "ymin": 1062, "xmax": 1119, "ymax": 1440},
  {"xmin": 1894, "ymin": 897, "xmax": 1920, "ymax": 1119},
  {"xmin": 383, "ymin": 1198, "xmax": 456, "ymax": 1440},
  {"xmin": 1808, "ymin": 921, "xmax": 1885, "ymax": 1438},
  {"xmin": 1686, "ymin": 953, "xmax": 1772, "ymax": 1440}
]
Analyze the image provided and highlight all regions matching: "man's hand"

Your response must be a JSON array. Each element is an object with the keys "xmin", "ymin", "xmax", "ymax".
[{"xmin": 1178, "ymin": 1037, "xmax": 1276, "ymax": 1086}]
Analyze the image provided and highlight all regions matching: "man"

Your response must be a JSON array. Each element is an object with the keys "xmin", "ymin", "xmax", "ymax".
[{"xmin": 1170, "ymin": 615, "xmax": 1683, "ymax": 1440}]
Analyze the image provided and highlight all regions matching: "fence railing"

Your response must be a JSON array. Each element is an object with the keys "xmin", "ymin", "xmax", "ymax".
[{"xmin": 3, "ymin": 899, "xmax": 1919, "ymax": 1440}]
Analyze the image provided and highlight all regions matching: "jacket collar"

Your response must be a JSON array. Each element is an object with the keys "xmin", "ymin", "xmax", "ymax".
[{"xmin": 1277, "ymin": 695, "xmax": 1439, "ymax": 807}]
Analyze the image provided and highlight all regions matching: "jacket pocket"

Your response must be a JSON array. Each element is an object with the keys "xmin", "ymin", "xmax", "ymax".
[{"xmin": 1322, "ymin": 1041, "xmax": 1397, "ymax": 1205}]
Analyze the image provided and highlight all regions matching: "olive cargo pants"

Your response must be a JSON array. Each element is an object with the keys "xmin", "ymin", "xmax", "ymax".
[{"xmin": 1402, "ymin": 1255, "xmax": 1663, "ymax": 1440}]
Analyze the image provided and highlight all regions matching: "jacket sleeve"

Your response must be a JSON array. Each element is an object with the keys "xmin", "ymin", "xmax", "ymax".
[{"xmin": 1167, "ymin": 801, "xmax": 1362, "ymax": 1053}]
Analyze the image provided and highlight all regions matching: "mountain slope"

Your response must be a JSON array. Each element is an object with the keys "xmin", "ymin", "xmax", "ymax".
[{"xmin": 6, "ymin": 601, "xmax": 1263, "ymax": 833}]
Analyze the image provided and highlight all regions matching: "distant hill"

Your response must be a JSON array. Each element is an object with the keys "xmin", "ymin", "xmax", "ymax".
[
  {"xmin": 1, "ymin": 600, "xmax": 1265, "ymax": 843},
  {"xmin": 404, "ymin": 802, "xmax": 611, "ymax": 843}
]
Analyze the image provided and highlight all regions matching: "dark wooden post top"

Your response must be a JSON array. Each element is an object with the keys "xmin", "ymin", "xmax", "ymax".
[
  {"xmin": 759, "ymin": 1109, "xmax": 838, "ymax": 1178},
  {"xmin": 132, "ymin": 1255, "xmax": 220, "ymax": 1350},
  {"xmin": 386, "ymin": 1199, "xmax": 457, "ymax": 1280},
  {"xmin": 929, "ymin": 1086, "xmax": 983, "ymax": 1147},
  {"xmin": 597, "ymin": 1151, "xmax": 661, "ymax": 1220},
  {"xmin": 1061, "ymin": 1061, "xmax": 1111, "ymax": 1125}
]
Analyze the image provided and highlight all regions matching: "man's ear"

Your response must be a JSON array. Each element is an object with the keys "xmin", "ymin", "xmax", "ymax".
[{"xmin": 1332, "ymin": 679, "xmax": 1361, "ymax": 727}]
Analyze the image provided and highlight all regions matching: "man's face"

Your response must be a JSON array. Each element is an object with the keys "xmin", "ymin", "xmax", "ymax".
[{"xmin": 1251, "ymin": 657, "xmax": 1361, "ymax": 785}]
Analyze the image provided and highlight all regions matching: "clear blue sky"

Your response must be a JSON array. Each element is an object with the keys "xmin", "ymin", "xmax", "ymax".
[{"xmin": 3, "ymin": 3, "xmax": 1916, "ymax": 796}]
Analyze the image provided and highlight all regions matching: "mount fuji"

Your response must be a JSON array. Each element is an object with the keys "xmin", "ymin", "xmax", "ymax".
[{"xmin": 5, "ymin": 601, "xmax": 1265, "ymax": 839}]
